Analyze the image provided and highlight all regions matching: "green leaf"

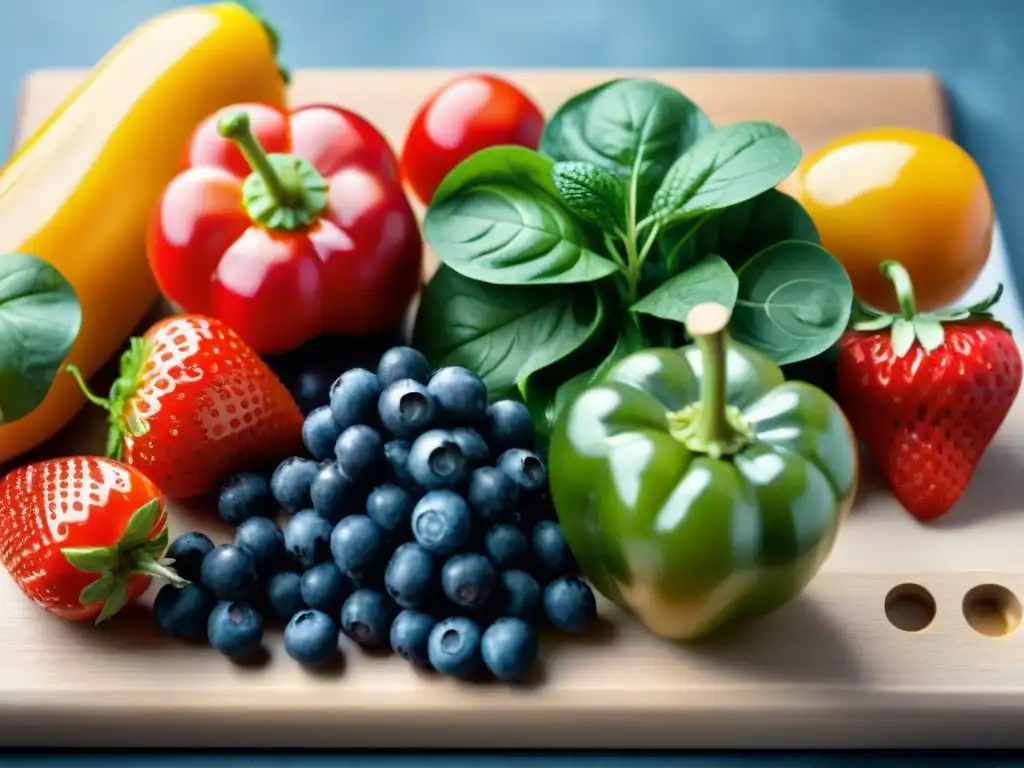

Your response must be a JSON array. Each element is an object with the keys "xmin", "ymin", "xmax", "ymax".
[
  {"xmin": 731, "ymin": 241, "xmax": 854, "ymax": 365},
  {"xmin": 630, "ymin": 254, "xmax": 738, "ymax": 324},
  {"xmin": 551, "ymin": 161, "xmax": 626, "ymax": 231},
  {"xmin": 118, "ymin": 499, "xmax": 161, "ymax": 550},
  {"xmin": 424, "ymin": 146, "xmax": 618, "ymax": 286},
  {"xmin": 0, "ymin": 253, "xmax": 83, "ymax": 425},
  {"xmin": 412, "ymin": 266, "xmax": 607, "ymax": 400},
  {"xmin": 891, "ymin": 318, "xmax": 916, "ymax": 357},
  {"xmin": 143, "ymin": 525, "xmax": 170, "ymax": 560},
  {"xmin": 62, "ymin": 546, "xmax": 119, "ymax": 574},
  {"xmin": 649, "ymin": 122, "xmax": 802, "ymax": 223},
  {"xmin": 79, "ymin": 573, "xmax": 117, "ymax": 607},
  {"xmin": 94, "ymin": 579, "xmax": 129, "ymax": 624},
  {"xmin": 541, "ymin": 78, "xmax": 713, "ymax": 210}
]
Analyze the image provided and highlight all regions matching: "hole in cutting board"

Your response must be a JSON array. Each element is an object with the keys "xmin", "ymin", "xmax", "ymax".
[
  {"xmin": 962, "ymin": 584, "xmax": 1021, "ymax": 637},
  {"xmin": 884, "ymin": 583, "xmax": 936, "ymax": 632}
]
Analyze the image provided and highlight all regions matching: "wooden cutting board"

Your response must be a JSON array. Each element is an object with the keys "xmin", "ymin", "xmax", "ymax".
[{"xmin": 6, "ymin": 68, "xmax": 1024, "ymax": 750}]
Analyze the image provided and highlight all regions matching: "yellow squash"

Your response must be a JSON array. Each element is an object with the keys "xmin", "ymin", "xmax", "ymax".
[{"xmin": 0, "ymin": 2, "xmax": 287, "ymax": 464}]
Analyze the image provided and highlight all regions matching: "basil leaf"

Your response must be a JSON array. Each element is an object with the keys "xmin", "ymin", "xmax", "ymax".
[
  {"xmin": 631, "ymin": 254, "xmax": 738, "ymax": 324},
  {"xmin": 0, "ymin": 254, "xmax": 82, "ymax": 425},
  {"xmin": 650, "ymin": 122, "xmax": 801, "ymax": 223},
  {"xmin": 412, "ymin": 266, "xmax": 606, "ymax": 400},
  {"xmin": 424, "ymin": 147, "xmax": 618, "ymax": 286},
  {"xmin": 731, "ymin": 241, "xmax": 853, "ymax": 365},
  {"xmin": 551, "ymin": 161, "xmax": 626, "ymax": 231},
  {"xmin": 541, "ymin": 78, "xmax": 713, "ymax": 210}
]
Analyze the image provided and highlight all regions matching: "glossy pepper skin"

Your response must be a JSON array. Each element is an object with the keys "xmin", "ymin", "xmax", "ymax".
[
  {"xmin": 548, "ymin": 303, "xmax": 859, "ymax": 641},
  {"xmin": 148, "ymin": 103, "xmax": 423, "ymax": 356},
  {"xmin": 0, "ymin": 3, "xmax": 286, "ymax": 465}
]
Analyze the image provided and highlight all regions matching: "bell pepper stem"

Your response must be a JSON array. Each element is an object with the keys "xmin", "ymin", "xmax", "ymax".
[
  {"xmin": 881, "ymin": 260, "xmax": 918, "ymax": 320},
  {"xmin": 217, "ymin": 110, "xmax": 296, "ymax": 207}
]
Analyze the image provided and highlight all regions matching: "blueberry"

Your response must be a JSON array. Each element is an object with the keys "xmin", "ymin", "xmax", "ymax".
[
  {"xmin": 497, "ymin": 448, "xmax": 547, "ymax": 498},
  {"xmin": 329, "ymin": 368, "xmax": 382, "ymax": 430},
  {"xmin": 218, "ymin": 473, "xmax": 275, "ymax": 526},
  {"xmin": 383, "ymin": 440, "xmax": 416, "ymax": 487},
  {"xmin": 200, "ymin": 544, "xmax": 259, "ymax": 602},
  {"xmin": 283, "ymin": 510, "xmax": 334, "ymax": 570},
  {"xmin": 494, "ymin": 570, "xmax": 540, "ymax": 622},
  {"xmin": 330, "ymin": 514, "xmax": 385, "ymax": 578},
  {"xmin": 284, "ymin": 609, "xmax": 339, "ymax": 667},
  {"xmin": 310, "ymin": 462, "xmax": 362, "ymax": 525},
  {"xmin": 450, "ymin": 428, "xmax": 490, "ymax": 468},
  {"xmin": 441, "ymin": 554, "xmax": 495, "ymax": 610},
  {"xmin": 481, "ymin": 617, "xmax": 538, "ymax": 683},
  {"xmin": 208, "ymin": 601, "xmax": 264, "ymax": 661},
  {"xmin": 271, "ymin": 457, "xmax": 319, "ymax": 513},
  {"xmin": 378, "ymin": 379, "xmax": 438, "ymax": 440},
  {"xmin": 302, "ymin": 405, "xmax": 343, "ymax": 461},
  {"xmin": 366, "ymin": 484, "xmax": 415, "ymax": 535},
  {"xmin": 531, "ymin": 521, "xmax": 573, "ymax": 581},
  {"xmin": 467, "ymin": 467, "xmax": 518, "ymax": 524},
  {"xmin": 301, "ymin": 561, "xmax": 352, "ymax": 614},
  {"xmin": 154, "ymin": 584, "xmax": 215, "ymax": 641},
  {"xmin": 335, "ymin": 424, "xmax": 384, "ymax": 483},
  {"xmin": 234, "ymin": 517, "xmax": 285, "ymax": 578},
  {"xmin": 390, "ymin": 609, "xmax": 437, "ymax": 668},
  {"xmin": 484, "ymin": 525, "xmax": 528, "ymax": 570},
  {"xmin": 484, "ymin": 400, "xmax": 535, "ymax": 453},
  {"xmin": 340, "ymin": 589, "xmax": 396, "ymax": 648},
  {"xmin": 426, "ymin": 366, "xmax": 488, "ymax": 427},
  {"xmin": 377, "ymin": 346, "xmax": 432, "ymax": 388},
  {"xmin": 384, "ymin": 542, "xmax": 436, "ymax": 609},
  {"xmin": 408, "ymin": 430, "xmax": 466, "ymax": 490},
  {"xmin": 427, "ymin": 616, "xmax": 482, "ymax": 678},
  {"xmin": 543, "ymin": 577, "xmax": 597, "ymax": 635},
  {"xmin": 266, "ymin": 571, "xmax": 306, "ymax": 621},
  {"xmin": 166, "ymin": 531, "xmax": 215, "ymax": 583},
  {"xmin": 410, "ymin": 490, "xmax": 471, "ymax": 556}
]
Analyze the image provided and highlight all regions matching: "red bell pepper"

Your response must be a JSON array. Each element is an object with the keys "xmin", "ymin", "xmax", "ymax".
[{"xmin": 147, "ymin": 103, "xmax": 423, "ymax": 355}]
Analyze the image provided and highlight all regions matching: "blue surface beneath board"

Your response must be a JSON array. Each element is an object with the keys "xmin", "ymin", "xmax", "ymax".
[{"xmin": 1, "ymin": 0, "xmax": 1022, "ymax": 762}]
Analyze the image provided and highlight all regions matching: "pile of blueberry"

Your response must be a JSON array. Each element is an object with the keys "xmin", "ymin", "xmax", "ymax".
[{"xmin": 154, "ymin": 346, "xmax": 597, "ymax": 684}]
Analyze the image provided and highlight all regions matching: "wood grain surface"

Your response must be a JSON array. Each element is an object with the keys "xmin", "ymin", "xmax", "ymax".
[{"xmin": 7, "ymin": 68, "xmax": 1024, "ymax": 750}]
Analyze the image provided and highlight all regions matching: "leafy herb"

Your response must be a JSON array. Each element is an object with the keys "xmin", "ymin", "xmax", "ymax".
[
  {"xmin": 0, "ymin": 254, "xmax": 82, "ymax": 425},
  {"xmin": 415, "ymin": 78, "xmax": 854, "ymax": 435}
]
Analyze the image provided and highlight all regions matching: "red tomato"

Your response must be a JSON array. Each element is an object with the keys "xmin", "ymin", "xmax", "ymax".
[{"xmin": 400, "ymin": 74, "xmax": 545, "ymax": 205}]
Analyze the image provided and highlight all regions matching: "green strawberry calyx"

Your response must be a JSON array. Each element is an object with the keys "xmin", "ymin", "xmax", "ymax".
[
  {"xmin": 850, "ymin": 260, "xmax": 1006, "ymax": 358},
  {"xmin": 65, "ymin": 336, "xmax": 153, "ymax": 461},
  {"xmin": 60, "ymin": 498, "xmax": 188, "ymax": 625}
]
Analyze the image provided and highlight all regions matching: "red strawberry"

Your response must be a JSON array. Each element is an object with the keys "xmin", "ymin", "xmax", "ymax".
[
  {"xmin": 68, "ymin": 314, "xmax": 303, "ymax": 499},
  {"xmin": 0, "ymin": 456, "xmax": 186, "ymax": 623},
  {"xmin": 837, "ymin": 260, "xmax": 1022, "ymax": 521}
]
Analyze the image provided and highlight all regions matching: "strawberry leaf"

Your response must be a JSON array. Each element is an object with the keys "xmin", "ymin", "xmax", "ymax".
[
  {"xmin": 891, "ymin": 318, "xmax": 916, "ymax": 357},
  {"xmin": 913, "ymin": 318, "xmax": 946, "ymax": 352},
  {"xmin": 119, "ymin": 499, "xmax": 161, "ymax": 549},
  {"xmin": 79, "ymin": 573, "xmax": 116, "ymax": 606},
  {"xmin": 94, "ymin": 580, "xmax": 129, "ymax": 625},
  {"xmin": 62, "ymin": 546, "xmax": 119, "ymax": 573},
  {"xmin": 142, "ymin": 525, "xmax": 170, "ymax": 560}
]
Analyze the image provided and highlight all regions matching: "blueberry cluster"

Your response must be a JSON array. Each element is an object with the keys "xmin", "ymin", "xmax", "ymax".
[{"xmin": 154, "ymin": 347, "xmax": 597, "ymax": 683}]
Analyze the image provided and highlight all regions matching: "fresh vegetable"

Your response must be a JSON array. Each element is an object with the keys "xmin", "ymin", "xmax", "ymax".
[
  {"xmin": 0, "ymin": 2, "xmax": 287, "ymax": 462},
  {"xmin": 549, "ymin": 302, "xmax": 858, "ymax": 640},
  {"xmin": 412, "ymin": 78, "xmax": 853, "ymax": 437},
  {"xmin": 148, "ymin": 104, "xmax": 422, "ymax": 356},
  {"xmin": 837, "ymin": 261, "xmax": 1021, "ymax": 521},
  {"xmin": 401, "ymin": 73, "xmax": 544, "ymax": 206},
  {"xmin": 793, "ymin": 127, "xmax": 994, "ymax": 314},
  {"xmin": 155, "ymin": 346, "xmax": 595, "ymax": 683},
  {"xmin": 66, "ymin": 314, "xmax": 303, "ymax": 499},
  {"xmin": 0, "ymin": 456, "xmax": 186, "ymax": 623}
]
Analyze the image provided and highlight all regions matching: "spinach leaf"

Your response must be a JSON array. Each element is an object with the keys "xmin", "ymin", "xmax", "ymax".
[
  {"xmin": 541, "ymin": 79, "xmax": 713, "ymax": 209},
  {"xmin": 551, "ymin": 161, "xmax": 626, "ymax": 232},
  {"xmin": 730, "ymin": 241, "xmax": 853, "ymax": 365},
  {"xmin": 412, "ymin": 265, "xmax": 606, "ymax": 400},
  {"xmin": 631, "ymin": 254, "xmax": 738, "ymax": 324},
  {"xmin": 0, "ymin": 253, "xmax": 82, "ymax": 425},
  {"xmin": 649, "ymin": 122, "xmax": 801, "ymax": 224},
  {"xmin": 424, "ymin": 146, "xmax": 618, "ymax": 286}
]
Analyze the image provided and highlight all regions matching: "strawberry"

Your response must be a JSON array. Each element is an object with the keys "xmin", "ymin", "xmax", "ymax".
[
  {"xmin": 0, "ymin": 456, "xmax": 186, "ymax": 623},
  {"xmin": 837, "ymin": 260, "xmax": 1023, "ymax": 521},
  {"xmin": 67, "ymin": 314, "xmax": 303, "ymax": 499}
]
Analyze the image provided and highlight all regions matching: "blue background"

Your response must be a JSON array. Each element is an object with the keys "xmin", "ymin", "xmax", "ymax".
[{"xmin": 0, "ymin": 0, "xmax": 1020, "ymax": 761}]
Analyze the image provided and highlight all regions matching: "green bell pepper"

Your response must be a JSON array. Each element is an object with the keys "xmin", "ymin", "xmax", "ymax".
[{"xmin": 548, "ymin": 302, "xmax": 859, "ymax": 641}]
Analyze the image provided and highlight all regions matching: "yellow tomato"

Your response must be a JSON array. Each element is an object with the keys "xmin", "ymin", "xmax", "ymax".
[{"xmin": 790, "ymin": 127, "xmax": 993, "ymax": 314}]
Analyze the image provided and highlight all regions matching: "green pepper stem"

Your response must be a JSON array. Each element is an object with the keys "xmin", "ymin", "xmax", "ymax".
[
  {"xmin": 217, "ymin": 110, "xmax": 296, "ymax": 207},
  {"xmin": 881, "ymin": 260, "xmax": 918, "ymax": 320}
]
